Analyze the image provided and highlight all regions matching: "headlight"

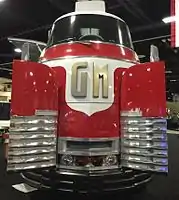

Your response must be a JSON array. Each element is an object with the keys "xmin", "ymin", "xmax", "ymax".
[
  {"xmin": 61, "ymin": 155, "xmax": 74, "ymax": 166},
  {"xmin": 59, "ymin": 154, "xmax": 119, "ymax": 169},
  {"xmin": 103, "ymin": 155, "xmax": 117, "ymax": 166}
]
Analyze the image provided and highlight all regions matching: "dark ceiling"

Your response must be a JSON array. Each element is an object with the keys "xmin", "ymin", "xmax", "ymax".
[
  {"xmin": 0, "ymin": 0, "xmax": 177, "ymax": 98},
  {"xmin": 0, "ymin": 0, "xmax": 170, "ymax": 43}
]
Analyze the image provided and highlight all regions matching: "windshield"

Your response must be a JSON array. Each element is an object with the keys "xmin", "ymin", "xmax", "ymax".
[{"xmin": 47, "ymin": 14, "xmax": 133, "ymax": 49}]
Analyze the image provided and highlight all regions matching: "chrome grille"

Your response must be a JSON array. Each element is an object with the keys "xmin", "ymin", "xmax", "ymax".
[
  {"xmin": 121, "ymin": 115, "xmax": 168, "ymax": 173},
  {"xmin": 7, "ymin": 111, "xmax": 57, "ymax": 171}
]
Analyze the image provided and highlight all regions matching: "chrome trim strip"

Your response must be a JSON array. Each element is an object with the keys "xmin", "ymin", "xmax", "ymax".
[
  {"xmin": 122, "ymin": 147, "xmax": 167, "ymax": 157},
  {"xmin": 10, "ymin": 127, "xmax": 56, "ymax": 132},
  {"xmin": 123, "ymin": 118, "xmax": 166, "ymax": 125},
  {"xmin": 10, "ymin": 133, "xmax": 56, "ymax": 140},
  {"xmin": 9, "ymin": 138, "xmax": 56, "ymax": 148},
  {"xmin": 58, "ymin": 137, "xmax": 119, "ymax": 142},
  {"xmin": 11, "ymin": 116, "xmax": 57, "ymax": 124},
  {"xmin": 45, "ymin": 40, "xmax": 135, "ymax": 53},
  {"xmin": 121, "ymin": 154, "xmax": 168, "ymax": 165},
  {"xmin": 21, "ymin": 174, "xmax": 40, "ymax": 186},
  {"xmin": 58, "ymin": 151, "xmax": 119, "ymax": 157},
  {"xmin": 8, "ymin": 146, "xmax": 56, "ymax": 156},
  {"xmin": 122, "ymin": 161, "xmax": 168, "ymax": 173},
  {"xmin": 35, "ymin": 110, "xmax": 58, "ymax": 116},
  {"xmin": 122, "ymin": 140, "xmax": 168, "ymax": 150},
  {"xmin": 8, "ymin": 37, "xmax": 46, "ymax": 47},
  {"xmin": 104, "ymin": 176, "xmax": 151, "ymax": 191},
  {"xmin": 9, "ymin": 154, "xmax": 56, "ymax": 164},
  {"xmin": 8, "ymin": 160, "xmax": 56, "ymax": 171},
  {"xmin": 123, "ymin": 133, "xmax": 167, "ymax": 141},
  {"xmin": 134, "ymin": 173, "xmax": 150, "ymax": 178},
  {"xmin": 40, "ymin": 55, "xmax": 138, "ymax": 65},
  {"xmin": 134, "ymin": 177, "xmax": 152, "ymax": 186},
  {"xmin": 58, "ymin": 165, "xmax": 119, "ymax": 171},
  {"xmin": 54, "ymin": 11, "xmax": 126, "ymax": 24}
]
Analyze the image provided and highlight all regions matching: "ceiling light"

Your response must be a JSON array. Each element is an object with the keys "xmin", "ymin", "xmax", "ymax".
[
  {"xmin": 0, "ymin": 0, "xmax": 5, "ymax": 2},
  {"xmin": 14, "ymin": 48, "xmax": 22, "ymax": 53},
  {"xmin": 162, "ymin": 16, "xmax": 176, "ymax": 24},
  {"xmin": 166, "ymin": 71, "xmax": 173, "ymax": 74},
  {"xmin": 138, "ymin": 55, "xmax": 146, "ymax": 58}
]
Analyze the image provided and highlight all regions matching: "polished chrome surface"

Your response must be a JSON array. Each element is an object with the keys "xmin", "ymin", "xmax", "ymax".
[
  {"xmin": 58, "ymin": 164, "xmax": 119, "ymax": 171},
  {"xmin": 41, "ymin": 55, "xmax": 138, "ymax": 65},
  {"xmin": 44, "ymin": 40, "xmax": 135, "ymax": 54},
  {"xmin": 59, "ymin": 137, "xmax": 119, "ymax": 141},
  {"xmin": 7, "ymin": 111, "xmax": 57, "ymax": 171},
  {"xmin": 58, "ymin": 137, "xmax": 120, "ymax": 156},
  {"xmin": 10, "ymin": 161, "xmax": 56, "ymax": 171},
  {"xmin": 8, "ymin": 146, "xmax": 56, "ymax": 156},
  {"xmin": 121, "ymin": 115, "xmax": 168, "ymax": 173},
  {"xmin": 8, "ymin": 153, "xmax": 55, "ymax": 164},
  {"xmin": 21, "ymin": 167, "xmax": 152, "ymax": 193},
  {"xmin": 10, "ymin": 116, "xmax": 57, "ymax": 132},
  {"xmin": 9, "ymin": 138, "xmax": 56, "ymax": 148}
]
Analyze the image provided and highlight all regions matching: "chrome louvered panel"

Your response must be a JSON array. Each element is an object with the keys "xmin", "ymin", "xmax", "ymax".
[
  {"xmin": 7, "ymin": 111, "xmax": 57, "ymax": 171},
  {"xmin": 121, "ymin": 115, "xmax": 168, "ymax": 173}
]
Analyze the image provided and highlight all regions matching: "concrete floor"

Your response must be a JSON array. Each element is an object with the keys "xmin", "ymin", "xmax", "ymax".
[{"xmin": 0, "ymin": 134, "xmax": 179, "ymax": 200}]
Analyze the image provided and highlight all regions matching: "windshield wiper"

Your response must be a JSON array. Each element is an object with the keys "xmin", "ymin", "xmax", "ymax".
[
  {"xmin": 47, "ymin": 37, "xmax": 94, "ymax": 48},
  {"xmin": 76, "ymin": 41, "xmax": 93, "ymax": 46},
  {"xmin": 61, "ymin": 37, "xmax": 93, "ymax": 46},
  {"xmin": 58, "ymin": 37, "xmax": 77, "ymax": 43}
]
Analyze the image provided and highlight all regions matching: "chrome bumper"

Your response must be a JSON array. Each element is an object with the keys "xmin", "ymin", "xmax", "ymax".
[{"xmin": 21, "ymin": 168, "xmax": 152, "ymax": 193}]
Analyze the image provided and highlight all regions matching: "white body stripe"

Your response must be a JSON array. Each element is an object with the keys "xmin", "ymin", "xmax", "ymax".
[{"xmin": 44, "ymin": 57, "xmax": 134, "ymax": 116}]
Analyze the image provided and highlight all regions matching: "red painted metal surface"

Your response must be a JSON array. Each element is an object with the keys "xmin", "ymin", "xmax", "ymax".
[
  {"xmin": 40, "ymin": 43, "xmax": 138, "ymax": 63},
  {"xmin": 3, "ymin": 133, "xmax": 9, "ymax": 139},
  {"xmin": 121, "ymin": 62, "xmax": 166, "ymax": 117},
  {"xmin": 11, "ymin": 59, "xmax": 166, "ymax": 139},
  {"xmin": 53, "ymin": 67, "xmax": 125, "ymax": 138},
  {"xmin": 171, "ymin": 0, "xmax": 176, "ymax": 47},
  {"xmin": 11, "ymin": 60, "xmax": 58, "ymax": 116}
]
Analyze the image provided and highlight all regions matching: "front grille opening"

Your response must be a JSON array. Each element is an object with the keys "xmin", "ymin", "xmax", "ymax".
[{"xmin": 67, "ymin": 141, "xmax": 112, "ymax": 150}]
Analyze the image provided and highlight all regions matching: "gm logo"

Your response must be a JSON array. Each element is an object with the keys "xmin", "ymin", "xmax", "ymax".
[{"xmin": 71, "ymin": 62, "xmax": 109, "ymax": 98}]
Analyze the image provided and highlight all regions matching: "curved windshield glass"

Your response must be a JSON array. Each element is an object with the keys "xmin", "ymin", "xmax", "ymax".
[{"xmin": 47, "ymin": 14, "xmax": 133, "ymax": 49}]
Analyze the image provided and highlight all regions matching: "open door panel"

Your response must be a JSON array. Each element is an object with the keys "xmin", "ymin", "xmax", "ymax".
[
  {"xmin": 120, "ymin": 61, "xmax": 168, "ymax": 173},
  {"xmin": 7, "ymin": 60, "xmax": 58, "ymax": 172}
]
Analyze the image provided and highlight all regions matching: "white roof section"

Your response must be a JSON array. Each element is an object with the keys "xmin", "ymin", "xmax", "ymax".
[
  {"xmin": 54, "ymin": 11, "xmax": 125, "ymax": 24},
  {"xmin": 75, "ymin": 1, "xmax": 105, "ymax": 12}
]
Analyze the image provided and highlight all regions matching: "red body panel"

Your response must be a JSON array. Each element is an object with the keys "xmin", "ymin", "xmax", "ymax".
[
  {"xmin": 11, "ymin": 60, "xmax": 58, "ymax": 116},
  {"xmin": 40, "ymin": 43, "xmax": 138, "ymax": 63},
  {"xmin": 171, "ymin": 0, "xmax": 176, "ymax": 47},
  {"xmin": 121, "ymin": 62, "xmax": 166, "ymax": 117},
  {"xmin": 54, "ymin": 67, "xmax": 125, "ymax": 138}
]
